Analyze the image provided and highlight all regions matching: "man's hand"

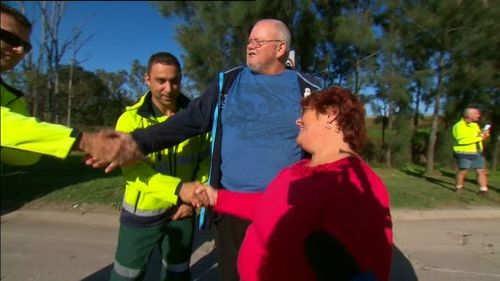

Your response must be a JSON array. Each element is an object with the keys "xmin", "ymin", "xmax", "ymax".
[
  {"xmin": 172, "ymin": 203, "xmax": 195, "ymax": 220},
  {"xmin": 178, "ymin": 181, "xmax": 210, "ymax": 208},
  {"xmin": 195, "ymin": 184, "xmax": 218, "ymax": 207},
  {"xmin": 481, "ymin": 131, "xmax": 490, "ymax": 140},
  {"xmin": 79, "ymin": 130, "xmax": 145, "ymax": 173}
]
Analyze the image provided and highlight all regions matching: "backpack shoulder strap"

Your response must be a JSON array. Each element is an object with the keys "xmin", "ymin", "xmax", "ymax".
[
  {"xmin": 219, "ymin": 65, "xmax": 245, "ymax": 99},
  {"xmin": 296, "ymin": 71, "xmax": 322, "ymax": 97}
]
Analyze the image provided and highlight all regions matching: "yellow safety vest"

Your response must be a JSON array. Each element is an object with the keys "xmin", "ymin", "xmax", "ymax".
[
  {"xmin": 116, "ymin": 93, "xmax": 210, "ymax": 219},
  {"xmin": 1, "ymin": 83, "xmax": 77, "ymax": 165},
  {"xmin": 452, "ymin": 118, "xmax": 483, "ymax": 154}
]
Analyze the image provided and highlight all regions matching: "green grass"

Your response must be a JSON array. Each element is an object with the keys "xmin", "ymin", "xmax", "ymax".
[
  {"xmin": 376, "ymin": 165, "xmax": 500, "ymax": 208},
  {"xmin": 1, "ymin": 153, "xmax": 124, "ymax": 213},
  {"xmin": 1, "ymin": 154, "xmax": 499, "ymax": 214}
]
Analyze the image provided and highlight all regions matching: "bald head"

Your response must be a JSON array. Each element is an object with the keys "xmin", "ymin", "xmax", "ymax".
[
  {"xmin": 246, "ymin": 19, "xmax": 291, "ymax": 75},
  {"xmin": 253, "ymin": 19, "xmax": 291, "ymax": 49},
  {"xmin": 463, "ymin": 108, "xmax": 481, "ymax": 123}
]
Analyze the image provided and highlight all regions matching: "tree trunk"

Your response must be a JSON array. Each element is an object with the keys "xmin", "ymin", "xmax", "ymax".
[
  {"xmin": 426, "ymin": 101, "xmax": 440, "ymax": 173},
  {"xmin": 46, "ymin": 70, "xmax": 53, "ymax": 121},
  {"xmin": 425, "ymin": 55, "xmax": 445, "ymax": 174},
  {"xmin": 413, "ymin": 82, "xmax": 421, "ymax": 128},
  {"xmin": 354, "ymin": 58, "xmax": 361, "ymax": 94},
  {"xmin": 412, "ymin": 82, "xmax": 422, "ymax": 163},
  {"xmin": 67, "ymin": 59, "xmax": 74, "ymax": 126},
  {"xmin": 54, "ymin": 67, "xmax": 60, "ymax": 123},
  {"xmin": 384, "ymin": 112, "xmax": 394, "ymax": 168},
  {"xmin": 39, "ymin": 1, "xmax": 66, "ymax": 123},
  {"xmin": 492, "ymin": 134, "xmax": 499, "ymax": 171}
]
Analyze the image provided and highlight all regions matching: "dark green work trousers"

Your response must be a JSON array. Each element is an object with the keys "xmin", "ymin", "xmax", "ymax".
[{"xmin": 110, "ymin": 216, "xmax": 195, "ymax": 281}]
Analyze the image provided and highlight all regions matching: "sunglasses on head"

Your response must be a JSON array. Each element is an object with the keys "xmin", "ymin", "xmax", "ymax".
[{"xmin": 0, "ymin": 28, "xmax": 32, "ymax": 53}]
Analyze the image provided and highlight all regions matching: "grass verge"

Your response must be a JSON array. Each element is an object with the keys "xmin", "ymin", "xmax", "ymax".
[{"xmin": 1, "ymin": 154, "xmax": 499, "ymax": 214}]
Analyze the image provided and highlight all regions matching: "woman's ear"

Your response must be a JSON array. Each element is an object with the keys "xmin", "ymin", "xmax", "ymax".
[{"xmin": 326, "ymin": 109, "xmax": 338, "ymax": 125}]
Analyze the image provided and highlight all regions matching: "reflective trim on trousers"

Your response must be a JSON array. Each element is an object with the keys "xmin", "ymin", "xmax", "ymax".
[
  {"xmin": 162, "ymin": 259, "xmax": 189, "ymax": 272},
  {"xmin": 113, "ymin": 261, "xmax": 142, "ymax": 279}
]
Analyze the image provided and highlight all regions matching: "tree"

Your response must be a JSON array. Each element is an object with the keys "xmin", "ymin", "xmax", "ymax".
[
  {"xmin": 66, "ymin": 25, "xmax": 92, "ymax": 126},
  {"xmin": 15, "ymin": 1, "xmax": 47, "ymax": 119},
  {"xmin": 399, "ymin": 0, "xmax": 497, "ymax": 173},
  {"xmin": 154, "ymin": 1, "xmax": 322, "ymax": 92},
  {"xmin": 56, "ymin": 67, "xmax": 132, "ymax": 127},
  {"xmin": 127, "ymin": 59, "xmax": 147, "ymax": 99},
  {"xmin": 34, "ymin": 1, "xmax": 91, "ymax": 124},
  {"xmin": 38, "ymin": 1, "xmax": 66, "ymax": 122}
]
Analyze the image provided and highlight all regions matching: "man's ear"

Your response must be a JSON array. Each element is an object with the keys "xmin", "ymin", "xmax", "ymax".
[{"xmin": 277, "ymin": 43, "xmax": 288, "ymax": 62}]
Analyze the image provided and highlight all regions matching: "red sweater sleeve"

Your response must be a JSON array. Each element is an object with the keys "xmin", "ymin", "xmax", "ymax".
[{"xmin": 214, "ymin": 190, "xmax": 263, "ymax": 221}]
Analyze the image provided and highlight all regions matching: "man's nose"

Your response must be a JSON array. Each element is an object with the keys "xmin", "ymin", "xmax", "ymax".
[{"xmin": 164, "ymin": 82, "xmax": 172, "ymax": 92}]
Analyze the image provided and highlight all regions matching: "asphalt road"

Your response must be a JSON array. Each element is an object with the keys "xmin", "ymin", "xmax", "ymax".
[{"xmin": 1, "ymin": 208, "xmax": 500, "ymax": 281}]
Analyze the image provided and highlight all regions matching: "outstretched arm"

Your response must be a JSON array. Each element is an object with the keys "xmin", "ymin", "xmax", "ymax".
[
  {"xmin": 131, "ymin": 80, "xmax": 218, "ymax": 154},
  {"xmin": 195, "ymin": 184, "xmax": 263, "ymax": 221},
  {"xmin": 81, "ymin": 80, "xmax": 219, "ymax": 172},
  {"xmin": 1, "ymin": 106, "xmax": 78, "ymax": 164}
]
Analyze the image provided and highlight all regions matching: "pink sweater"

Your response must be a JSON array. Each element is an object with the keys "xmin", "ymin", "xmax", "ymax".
[{"xmin": 215, "ymin": 157, "xmax": 392, "ymax": 281}]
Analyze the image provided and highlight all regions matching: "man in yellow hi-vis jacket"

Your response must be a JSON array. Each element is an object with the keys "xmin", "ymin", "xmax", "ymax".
[
  {"xmin": 452, "ymin": 107, "xmax": 490, "ymax": 194},
  {"xmin": 110, "ymin": 52, "xmax": 210, "ymax": 281},
  {"xmin": 1, "ymin": 105, "xmax": 82, "ymax": 165},
  {"xmin": 0, "ymin": 3, "xmax": 84, "ymax": 164},
  {"xmin": 2, "ymin": 8, "xmax": 210, "ymax": 278},
  {"xmin": 0, "ymin": 3, "xmax": 120, "ymax": 165}
]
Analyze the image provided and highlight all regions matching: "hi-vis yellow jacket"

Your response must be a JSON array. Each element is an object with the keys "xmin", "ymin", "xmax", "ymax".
[
  {"xmin": 1, "ymin": 82, "xmax": 77, "ymax": 165},
  {"xmin": 452, "ymin": 118, "xmax": 483, "ymax": 154},
  {"xmin": 116, "ymin": 92, "xmax": 210, "ymax": 226}
]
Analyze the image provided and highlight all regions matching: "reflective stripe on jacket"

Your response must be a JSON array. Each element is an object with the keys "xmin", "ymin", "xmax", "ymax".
[
  {"xmin": 116, "ymin": 92, "xmax": 210, "ymax": 226},
  {"xmin": 452, "ymin": 118, "xmax": 483, "ymax": 154},
  {"xmin": 1, "ymin": 82, "xmax": 77, "ymax": 165}
]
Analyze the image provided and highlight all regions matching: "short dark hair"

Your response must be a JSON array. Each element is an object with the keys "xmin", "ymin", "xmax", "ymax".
[
  {"xmin": 147, "ymin": 52, "xmax": 181, "ymax": 76},
  {"xmin": 0, "ymin": 3, "xmax": 32, "ymax": 31},
  {"xmin": 301, "ymin": 86, "xmax": 367, "ymax": 153}
]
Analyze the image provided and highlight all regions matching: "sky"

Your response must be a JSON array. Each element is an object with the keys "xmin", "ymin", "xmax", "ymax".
[
  {"xmin": 13, "ymin": 1, "xmax": 184, "ymax": 72},
  {"xmin": 7, "ymin": 1, "xmax": 384, "ymax": 116}
]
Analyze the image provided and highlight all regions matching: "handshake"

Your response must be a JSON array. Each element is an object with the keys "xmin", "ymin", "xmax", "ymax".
[
  {"xmin": 78, "ymin": 130, "xmax": 147, "ymax": 173},
  {"xmin": 77, "ymin": 129, "xmax": 219, "ymax": 220},
  {"xmin": 178, "ymin": 181, "xmax": 218, "ymax": 209},
  {"xmin": 77, "ymin": 130, "xmax": 218, "ymax": 208}
]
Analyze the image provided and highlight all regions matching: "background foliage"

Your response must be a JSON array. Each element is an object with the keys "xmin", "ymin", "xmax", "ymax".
[{"xmin": 4, "ymin": 0, "xmax": 499, "ymax": 170}]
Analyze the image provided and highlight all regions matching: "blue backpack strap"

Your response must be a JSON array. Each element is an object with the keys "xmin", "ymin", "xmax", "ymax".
[{"xmin": 199, "ymin": 71, "xmax": 224, "ymax": 230}]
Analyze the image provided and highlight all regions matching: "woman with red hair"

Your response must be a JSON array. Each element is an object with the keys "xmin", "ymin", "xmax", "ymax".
[{"xmin": 197, "ymin": 86, "xmax": 393, "ymax": 281}]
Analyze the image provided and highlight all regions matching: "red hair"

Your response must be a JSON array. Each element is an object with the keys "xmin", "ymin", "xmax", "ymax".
[{"xmin": 301, "ymin": 86, "xmax": 366, "ymax": 153}]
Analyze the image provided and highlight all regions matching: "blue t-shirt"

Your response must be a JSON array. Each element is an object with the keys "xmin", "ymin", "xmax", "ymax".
[{"xmin": 220, "ymin": 67, "xmax": 302, "ymax": 192}]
